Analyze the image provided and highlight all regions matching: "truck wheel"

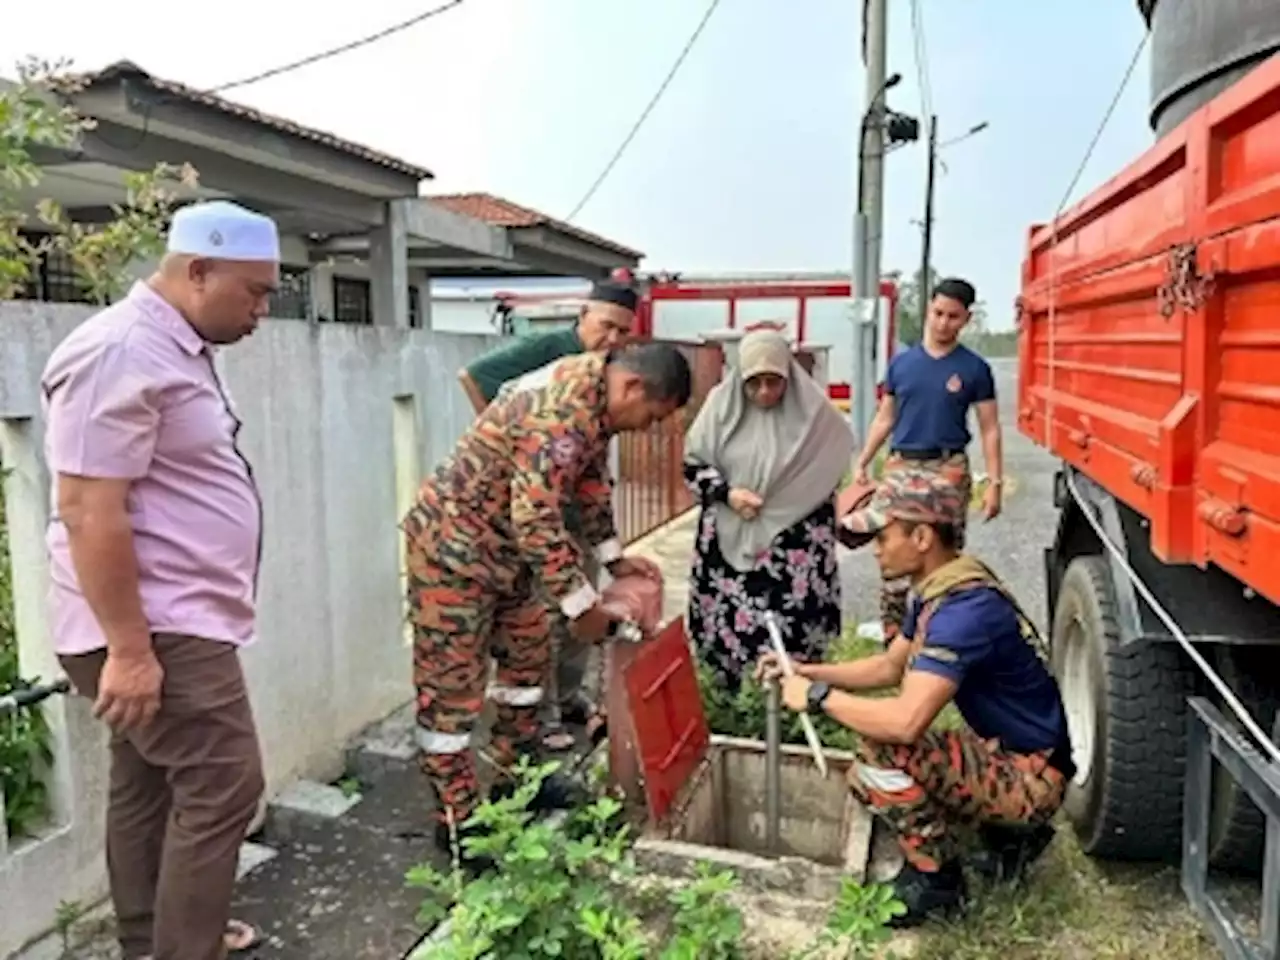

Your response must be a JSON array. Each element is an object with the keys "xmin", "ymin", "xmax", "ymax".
[
  {"xmin": 1051, "ymin": 556, "xmax": 1191, "ymax": 861},
  {"xmin": 1206, "ymin": 646, "xmax": 1280, "ymax": 874}
]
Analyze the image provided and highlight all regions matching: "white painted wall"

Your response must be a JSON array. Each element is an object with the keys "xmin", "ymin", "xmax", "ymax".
[{"xmin": 0, "ymin": 302, "xmax": 497, "ymax": 956}]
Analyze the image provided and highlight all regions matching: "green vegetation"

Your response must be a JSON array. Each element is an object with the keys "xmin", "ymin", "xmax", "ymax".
[
  {"xmin": 913, "ymin": 825, "xmax": 1215, "ymax": 960},
  {"xmin": 0, "ymin": 478, "xmax": 55, "ymax": 840},
  {"xmin": 408, "ymin": 759, "xmax": 909, "ymax": 959},
  {"xmin": 1, "ymin": 57, "xmax": 197, "ymax": 303},
  {"xmin": 696, "ymin": 625, "xmax": 963, "ymax": 750}
]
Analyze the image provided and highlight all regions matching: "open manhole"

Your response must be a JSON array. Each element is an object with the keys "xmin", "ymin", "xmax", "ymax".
[{"xmin": 617, "ymin": 619, "xmax": 900, "ymax": 898}]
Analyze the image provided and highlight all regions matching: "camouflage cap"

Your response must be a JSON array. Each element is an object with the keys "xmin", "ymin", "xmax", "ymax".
[{"xmin": 841, "ymin": 465, "xmax": 968, "ymax": 544}]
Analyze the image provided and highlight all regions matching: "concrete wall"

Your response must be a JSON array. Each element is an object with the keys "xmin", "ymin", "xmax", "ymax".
[{"xmin": 0, "ymin": 301, "xmax": 497, "ymax": 956}]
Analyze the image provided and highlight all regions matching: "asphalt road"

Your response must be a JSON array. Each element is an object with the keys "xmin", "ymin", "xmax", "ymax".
[{"xmin": 839, "ymin": 357, "xmax": 1059, "ymax": 632}]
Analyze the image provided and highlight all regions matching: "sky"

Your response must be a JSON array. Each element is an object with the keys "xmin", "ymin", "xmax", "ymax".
[{"xmin": 2, "ymin": 0, "xmax": 1157, "ymax": 332}]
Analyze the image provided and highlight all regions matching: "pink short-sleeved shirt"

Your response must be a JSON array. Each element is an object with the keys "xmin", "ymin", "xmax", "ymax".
[{"xmin": 41, "ymin": 282, "xmax": 263, "ymax": 656}]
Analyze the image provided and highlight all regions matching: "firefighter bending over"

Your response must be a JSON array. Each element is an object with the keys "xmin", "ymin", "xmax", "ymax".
[
  {"xmin": 757, "ymin": 466, "xmax": 1073, "ymax": 926},
  {"xmin": 404, "ymin": 343, "xmax": 691, "ymax": 865}
]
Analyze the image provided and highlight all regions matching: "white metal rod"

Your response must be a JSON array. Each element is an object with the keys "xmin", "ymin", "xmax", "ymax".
[{"xmin": 764, "ymin": 612, "xmax": 829, "ymax": 777}]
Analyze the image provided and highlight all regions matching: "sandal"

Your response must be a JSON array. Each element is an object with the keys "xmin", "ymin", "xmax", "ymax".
[
  {"xmin": 225, "ymin": 918, "xmax": 261, "ymax": 953},
  {"xmin": 541, "ymin": 724, "xmax": 577, "ymax": 752}
]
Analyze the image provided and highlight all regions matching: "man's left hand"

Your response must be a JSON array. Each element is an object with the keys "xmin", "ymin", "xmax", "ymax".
[
  {"xmin": 780, "ymin": 674, "xmax": 811, "ymax": 713},
  {"xmin": 610, "ymin": 556, "xmax": 661, "ymax": 582},
  {"xmin": 982, "ymin": 481, "xmax": 1003, "ymax": 521}
]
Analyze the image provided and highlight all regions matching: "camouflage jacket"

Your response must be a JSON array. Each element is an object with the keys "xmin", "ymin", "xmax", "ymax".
[{"xmin": 411, "ymin": 351, "xmax": 620, "ymax": 617}]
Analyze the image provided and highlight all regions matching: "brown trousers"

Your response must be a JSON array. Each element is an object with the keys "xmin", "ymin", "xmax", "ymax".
[{"xmin": 60, "ymin": 634, "xmax": 265, "ymax": 960}]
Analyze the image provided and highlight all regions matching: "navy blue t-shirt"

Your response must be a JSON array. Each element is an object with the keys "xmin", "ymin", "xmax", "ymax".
[
  {"xmin": 885, "ymin": 344, "xmax": 995, "ymax": 452},
  {"xmin": 904, "ymin": 587, "xmax": 1071, "ymax": 762}
]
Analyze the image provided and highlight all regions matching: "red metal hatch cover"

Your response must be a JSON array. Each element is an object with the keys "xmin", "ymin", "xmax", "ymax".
[{"xmin": 623, "ymin": 617, "xmax": 710, "ymax": 822}]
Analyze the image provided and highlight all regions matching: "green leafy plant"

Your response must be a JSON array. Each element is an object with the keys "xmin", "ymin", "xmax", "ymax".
[
  {"xmin": 802, "ymin": 878, "xmax": 907, "ymax": 959},
  {"xmin": 662, "ymin": 863, "xmax": 744, "ymax": 960},
  {"xmin": 0, "ymin": 57, "xmax": 87, "ymax": 300},
  {"xmin": 1, "ymin": 56, "xmax": 199, "ymax": 303},
  {"xmin": 0, "ymin": 473, "xmax": 56, "ymax": 840},
  {"xmin": 37, "ymin": 161, "xmax": 198, "ymax": 305},
  {"xmin": 53, "ymin": 898, "xmax": 86, "ymax": 957},
  {"xmin": 407, "ymin": 758, "xmax": 747, "ymax": 959}
]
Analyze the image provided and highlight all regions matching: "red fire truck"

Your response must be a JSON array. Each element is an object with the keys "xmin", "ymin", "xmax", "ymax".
[{"xmin": 494, "ymin": 271, "xmax": 901, "ymax": 406}]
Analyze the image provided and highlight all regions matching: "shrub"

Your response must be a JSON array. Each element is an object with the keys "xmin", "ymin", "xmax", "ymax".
[{"xmin": 0, "ymin": 478, "xmax": 54, "ymax": 839}]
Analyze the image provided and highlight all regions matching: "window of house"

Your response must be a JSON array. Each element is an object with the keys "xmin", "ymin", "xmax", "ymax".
[
  {"xmin": 270, "ymin": 266, "xmax": 311, "ymax": 320},
  {"xmin": 12, "ymin": 233, "xmax": 95, "ymax": 304},
  {"xmin": 408, "ymin": 284, "xmax": 422, "ymax": 329},
  {"xmin": 332, "ymin": 276, "xmax": 372, "ymax": 324}
]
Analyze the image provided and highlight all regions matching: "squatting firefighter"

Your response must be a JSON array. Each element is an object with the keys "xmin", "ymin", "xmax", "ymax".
[
  {"xmin": 851, "ymin": 276, "xmax": 1003, "ymax": 644},
  {"xmin": 405, "ymin": 342, "xmax": 692, "ymax": 862},
  {"xmin": 756, "ymin": 466, "xmax": 1073, "ymax": 927},
  {"xmin": 466, "ymin": 281, "xmax": 642, "ymax": 751}
]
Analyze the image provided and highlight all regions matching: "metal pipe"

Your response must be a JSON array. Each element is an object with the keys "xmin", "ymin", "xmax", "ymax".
[{"xmin": 765, "ymin": 680, "xmax": 782, "ymax": 855}]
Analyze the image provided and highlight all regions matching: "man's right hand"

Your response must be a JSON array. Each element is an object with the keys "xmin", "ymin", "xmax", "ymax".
[
  {"xmin": 570, "ymin": 603, "xmax": 623, "ymax": 645},
  {"xmin": 94, "ymin": 649, "xmax": 164, "ymax": 731},
  {"xmin": 852, "ymin": 465, "xmax": 870, "ymax": 487},
  {"xmin": 727, "ymin": 488, "xmax": 764, "ymax": 520}
]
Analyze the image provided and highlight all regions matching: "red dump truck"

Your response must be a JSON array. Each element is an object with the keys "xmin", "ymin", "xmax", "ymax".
[{"xmin": 1018, "ymin": 3, "xmax": 1280, "ymax": 953}]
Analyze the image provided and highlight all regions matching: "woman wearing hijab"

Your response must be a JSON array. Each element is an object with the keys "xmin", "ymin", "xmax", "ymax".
[{"xmin": 684, "ymin": 330, "xmax": 855, "ymax": 690}]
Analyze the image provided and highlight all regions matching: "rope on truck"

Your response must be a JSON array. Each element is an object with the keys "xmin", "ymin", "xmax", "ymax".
[{"xmin": 1043, "ymin": 30, "xmax": 1279, "ymax": 766}]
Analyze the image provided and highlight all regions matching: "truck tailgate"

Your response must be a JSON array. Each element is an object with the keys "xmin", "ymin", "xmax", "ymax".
[{"xmin": 1018, "ymin": 53, "xmax": 1280, "ymax": 605}]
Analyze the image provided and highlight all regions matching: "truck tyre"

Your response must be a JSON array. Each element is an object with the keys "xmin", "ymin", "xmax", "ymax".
[
  {"xmin": 1050, "ymin": 556, "xmax": 1191, "ymax": 861},
  {"xmin": 1206, "ymin": 646, "xmax": 1280, "ymax": 874}
]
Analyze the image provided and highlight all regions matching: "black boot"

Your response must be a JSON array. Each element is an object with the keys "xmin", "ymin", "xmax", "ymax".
[
  {"xmin": 433, "ymin": 819, "xmax": 495, "ymax": 876},
  {"xmin": 887, "ymin": 859, "xmax": 967, "ymax": 928},
  {"xmin": 967, "ymin": 822, "xmax": 1055, "ymax": 884}
]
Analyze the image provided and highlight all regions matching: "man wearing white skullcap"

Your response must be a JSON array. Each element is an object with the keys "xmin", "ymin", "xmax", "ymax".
[{"xmin": 41, "ymin": 200, "xmax": 280, "ymax": 959}]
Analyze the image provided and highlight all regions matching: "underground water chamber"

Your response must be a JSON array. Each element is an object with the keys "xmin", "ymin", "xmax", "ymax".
[{"xmin": 614, "ymin": 622, "xmax": 898, "ymax": 893}]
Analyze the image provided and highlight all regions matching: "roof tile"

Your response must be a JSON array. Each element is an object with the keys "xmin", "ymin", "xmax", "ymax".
[
  {"xmin": 78, "ymin": 61, "xmax": 433, "ymax": 181},
  {"xmin": 431, "ymin": 192, "xmax": 642, "ymax": 260}
]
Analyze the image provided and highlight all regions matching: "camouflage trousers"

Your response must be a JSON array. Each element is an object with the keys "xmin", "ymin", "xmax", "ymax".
[
  {"xmin": 879, "ymin": 452, "xmax": 972, "ymax": 641},
  {"xmin": 847, "ymin": 729, "xmax": 1066, "ymax": 871},
  {"xmin": 405, "ymin": 515, "xmax": 552, "ymax": 826}
]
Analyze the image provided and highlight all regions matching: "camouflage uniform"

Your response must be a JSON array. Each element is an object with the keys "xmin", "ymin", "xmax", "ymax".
[
  {"xmin": 876, "ymin": 452, "xmax": 971, "ymax": 642},
  {"xmin": 404, "ymin": 352, "xmax": 622, "ymax": 824},
  {"xmin": 843, "ymin": 467, "xmax": 1067, "ymax": 873},
  {"xmin": 494, "ymin": 362, "xmax": 605, "ymax": 728}
]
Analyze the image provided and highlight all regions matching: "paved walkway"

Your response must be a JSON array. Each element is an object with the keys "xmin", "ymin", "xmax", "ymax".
[{"xmin": 621, "ymin": 507, "xmax": 698, "ymax": 625}]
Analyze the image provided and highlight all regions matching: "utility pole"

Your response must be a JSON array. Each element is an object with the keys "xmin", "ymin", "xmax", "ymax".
[
  {"xmin": 920, "ymin": 114, "xmax": 938, "ymax": 308},
  {"xmin": 919, "ymin": 119, "xmax": 988, "ymax": 311},
  {"xmin": 851, "ymin": 0, "xmax": 889, "ymax": 442}
]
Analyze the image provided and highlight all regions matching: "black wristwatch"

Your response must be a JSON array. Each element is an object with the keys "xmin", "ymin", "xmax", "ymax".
[{"xmin": 805, "ymin": 680, "xmax": 832, "ymax": 716}]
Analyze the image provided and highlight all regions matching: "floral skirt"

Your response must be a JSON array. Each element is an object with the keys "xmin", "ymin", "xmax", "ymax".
[{"xmin": 687, "ymin": 499, "xmax": 842, "ymax": 692}]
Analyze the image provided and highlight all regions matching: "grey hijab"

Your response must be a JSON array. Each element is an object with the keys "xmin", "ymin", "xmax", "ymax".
[{"xmin": 685, "ymin": 331, "xmax": 855, "ymax": 571}]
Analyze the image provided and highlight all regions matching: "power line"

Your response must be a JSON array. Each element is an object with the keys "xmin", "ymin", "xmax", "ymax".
[
  {"xmin": 565, "ymin": 0, "xmax": 722, "ymax": 223},
  {"xmin": 209, "ymin": 0, "xmax": 467, "ymax": 94},
  {"xmin": 907, "ymin": 0, "xmax": 933, "ymax": 125}
]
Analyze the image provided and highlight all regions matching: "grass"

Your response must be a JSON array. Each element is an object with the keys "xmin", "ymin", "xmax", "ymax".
[{"xmin": 911, "ymin": 826, "xmax": 1217, "ymax": 960}]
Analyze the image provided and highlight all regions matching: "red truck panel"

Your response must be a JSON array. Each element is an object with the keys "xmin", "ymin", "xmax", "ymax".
[{"xmin": 1018, "ymin": 54, "xmax": 1280, "ymax": 606}]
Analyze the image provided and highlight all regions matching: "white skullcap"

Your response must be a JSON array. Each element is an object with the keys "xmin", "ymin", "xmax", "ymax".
[{"xmin": 166, "ymin": 200, "xmax": 280, "ymax": 262}]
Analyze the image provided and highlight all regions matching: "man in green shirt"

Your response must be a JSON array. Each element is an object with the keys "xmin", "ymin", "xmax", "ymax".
[
  {"xmin": 457, "ymin": 281, "xmax": 639, "ymax": 414},
  {"xmin": 456, "ymin": 280, "xmax": 640, "ymax": 750}
]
